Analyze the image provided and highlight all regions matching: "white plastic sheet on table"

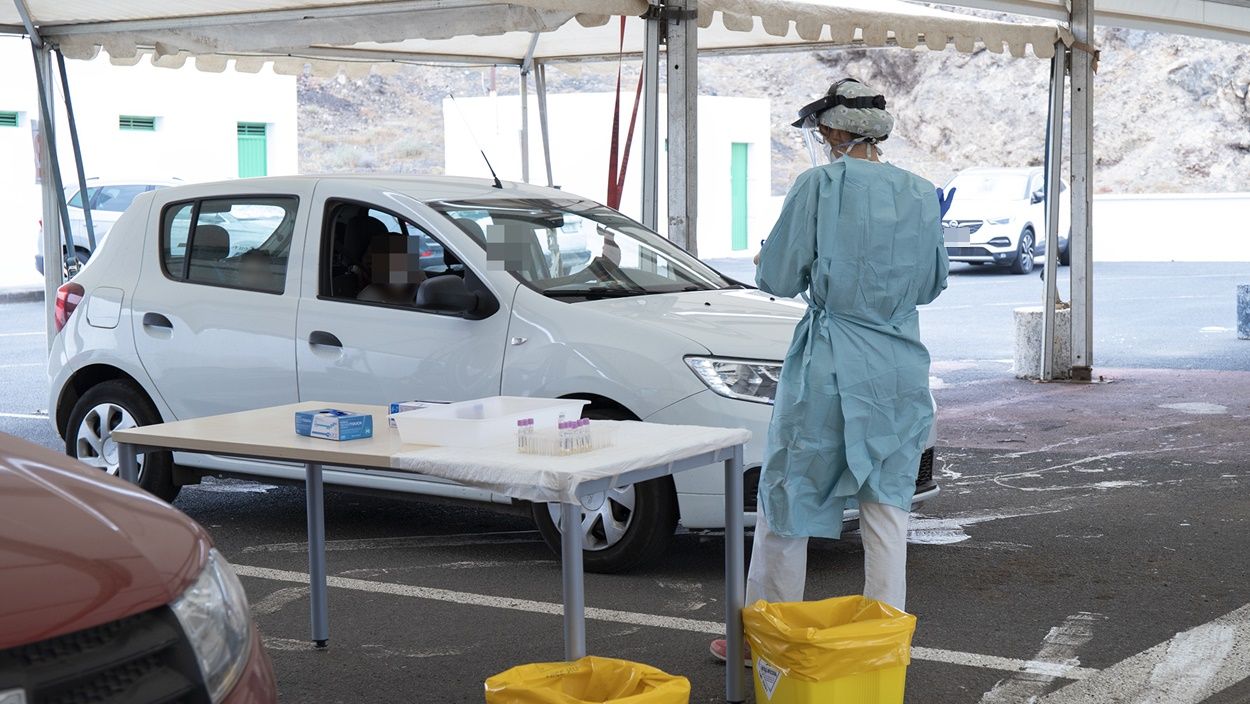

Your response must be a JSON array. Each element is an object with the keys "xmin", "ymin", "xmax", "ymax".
[{"xmin": 390, "ymin": 420, "xmax": 751, "ymax": 504}]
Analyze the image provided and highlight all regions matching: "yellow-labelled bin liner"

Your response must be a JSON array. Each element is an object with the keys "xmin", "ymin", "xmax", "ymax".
[
  {"xmin": 485, "ymin": 656, "xmax": 690, "ymax": 704},
  {"xmin": 743, "ymin": 596, "xmax": 916, "ymax": 704}
]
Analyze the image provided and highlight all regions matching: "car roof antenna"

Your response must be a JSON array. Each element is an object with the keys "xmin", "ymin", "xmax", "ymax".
[{"xmin": 448, "ymin": 93, "xmax": 503, "ymax": 189}]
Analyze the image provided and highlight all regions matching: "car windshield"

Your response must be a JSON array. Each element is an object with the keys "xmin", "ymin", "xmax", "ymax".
[
  {"xmin": 428, "ymin": 198, "xmax": 734, "ymax": 298},
  {"xmin": 946, "ymin": 172, "xmax": 1031, "ymax": 201}
]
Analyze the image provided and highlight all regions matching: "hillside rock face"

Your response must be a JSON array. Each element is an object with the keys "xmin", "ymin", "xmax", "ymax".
[{"xmin": 300, "ymin": 21, "xmax": 1250, "ymax": 196}]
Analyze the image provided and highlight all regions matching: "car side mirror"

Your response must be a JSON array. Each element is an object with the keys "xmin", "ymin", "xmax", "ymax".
[
  {"xmin": 415, "ymin": 275, "xmax": 479, "ymax": 317},
  {"xmin": 1031, "ymin": 188, "xmax": 1045, "ymax": 205}
]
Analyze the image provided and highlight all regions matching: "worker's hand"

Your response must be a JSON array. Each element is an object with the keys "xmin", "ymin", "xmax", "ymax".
[{"xmin": 936, "ymin": 187, "xmax": 957, "ymax": 218}]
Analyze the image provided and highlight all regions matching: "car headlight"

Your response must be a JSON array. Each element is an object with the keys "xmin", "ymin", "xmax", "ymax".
[
  {"xmin": 172, "ymin": 549, "xmax": 253, "ymax": 703},
  {"xmin": 686, "ymin": 356, "xmax": 781, "ymax": 404},
  {"xmin": 986, "ymin": 216, "xmax": 1012, "ymax": 225}
]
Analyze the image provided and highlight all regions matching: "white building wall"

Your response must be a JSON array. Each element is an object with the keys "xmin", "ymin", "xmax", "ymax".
[
  {"xmin": 444, "ymin": 92, "xmax": 771, "ymax": 259},
  {"xmin": 0, "ymin": 36, "xmax": 297, "ymax": 288}
]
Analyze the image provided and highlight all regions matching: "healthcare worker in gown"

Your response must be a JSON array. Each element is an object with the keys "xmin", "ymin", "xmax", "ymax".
[{"xmin": 712, "ymin": 78, "xmax": 949, "ymax": 662}]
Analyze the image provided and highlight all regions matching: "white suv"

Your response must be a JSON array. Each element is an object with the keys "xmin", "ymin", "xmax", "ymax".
[
  {"xmin": 941, "ymin": 167, "xmax": 1070, "ymax": 274},
  {"xmin": 35, "ymin": 177, "xmax": 182, "ymax": 274},
  {"xmin": 47, "ymin": 175, "xmax": 939, "ymax": 572}
]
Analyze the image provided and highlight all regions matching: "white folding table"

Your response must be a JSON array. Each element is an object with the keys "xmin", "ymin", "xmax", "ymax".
[{"xmin": 111, "ymin": 402, "xmax": 752, "ymax": 702}]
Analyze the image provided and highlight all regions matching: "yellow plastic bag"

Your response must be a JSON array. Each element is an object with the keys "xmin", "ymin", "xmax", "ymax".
[
  {"xmin": 484, "ymin": 656, "xmax": 690, "ymax": 704},
  {"xmin": 743, "ymin": 596, "xmax": 916, "ymax": 682}
]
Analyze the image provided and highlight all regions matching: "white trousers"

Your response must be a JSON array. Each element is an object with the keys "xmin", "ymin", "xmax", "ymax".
[{"xmin": 745, "ymin": 502, "xmax": 910, "ymax": 611}]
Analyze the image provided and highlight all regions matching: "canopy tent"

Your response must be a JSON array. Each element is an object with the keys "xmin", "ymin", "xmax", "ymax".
[
  {"xmin": 942, "ymin": 0, "xmax": 1250, "ymax": 45},
  {"xmin": 8, "ymin": 0, "xmax": 1084, "ymax": 393},
  {"xmin": 1, "ymin": 0, "xmax": 1070, "ymax": 65}
]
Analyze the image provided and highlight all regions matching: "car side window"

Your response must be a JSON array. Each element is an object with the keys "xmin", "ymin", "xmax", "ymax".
[
  {"xmin": 321, "ymin": 200, "xmax": 462, "ymax": 308},
  {"xmin": 93, "ymin": 185, "xmax": 149, "ymax": 213},
  {"xmin": 160, "ymin": 196, "xmax": 298, "ymax": 294}
]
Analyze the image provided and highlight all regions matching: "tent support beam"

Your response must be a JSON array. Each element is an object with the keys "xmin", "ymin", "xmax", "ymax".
[
  {"xmin": 1040, "ymin": 41, "xmax": 1065, "ymax": 381},
  {"xmin": 641, "ymin": 1, "xmax": 661, "ymax": 230},
  {"xmin": 1069, "ymin": 0, "xmax": 1094, "ymax": 380},
  {"xmin": 665, "ymin": 0, "xmax": 698, "ymax": 255},
  {"xmin": 519, "ymin": 32, "xmax": 539, "ymax": 184},
  {"xmin": 56, "ymin": 48, "xmax": 96, "ymax": 251},
  {"xmin": 31, "ymin": 44, "xmax": 64, "ymax": 346},
  {"xmin": 535, "ymin": 62, "xmax": 554, "ymax": 188}
]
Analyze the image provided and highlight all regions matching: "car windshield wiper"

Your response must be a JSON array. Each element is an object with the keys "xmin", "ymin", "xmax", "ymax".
[{"xmin": 544, "ymin": 287, "xmax": 648, "ymax": 299}]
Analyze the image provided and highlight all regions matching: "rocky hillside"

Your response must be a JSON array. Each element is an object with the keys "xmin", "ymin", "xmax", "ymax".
[{"xmin": 299, "ymin": 12, "xmax": 1250, "ymax": 195}]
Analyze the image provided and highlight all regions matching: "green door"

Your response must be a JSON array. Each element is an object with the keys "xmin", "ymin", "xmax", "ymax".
[
  {"xmin": 237, "ymin": 123, "xmax": 268, "ymax": 178},
  {"xmin": 730, "ymin": 143, "xmax": 749, "ymax": 251}
]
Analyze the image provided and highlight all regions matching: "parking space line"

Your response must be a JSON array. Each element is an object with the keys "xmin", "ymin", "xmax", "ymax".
[
  {"xmin": 242, "ymin": 530, "xmax": 543, "ymax": 553},
  {"xmin": 232, "ymin": 564, "xmax": 1098, "ymax": 680},
  {"xmin": 0, "ymin": 363, "xmax": 43, "ymax": 369},
  {"xmin": 0, "ymin": 331, "xmax": 42, "ymax": 337},
  {"xmin": 1039, "ymin": 603, "xmax": 1250, "ymax": 703},
  {"xmin": 0, "ymin": 412, "xmax": 47, "ymax": 420},
  {"xmin": 980, "ymin": 612, "xmax": 1104, "ymax": 702}
]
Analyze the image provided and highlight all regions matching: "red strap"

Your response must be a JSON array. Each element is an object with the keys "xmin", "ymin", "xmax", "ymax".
[{"xmin": 607, "ymin": 16, "xmax": 625, "ymax": 209}]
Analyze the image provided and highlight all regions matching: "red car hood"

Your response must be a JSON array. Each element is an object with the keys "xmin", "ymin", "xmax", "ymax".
[{"xmin": 0, "ymin": 435, "xmax": 209, "ymax": 648}]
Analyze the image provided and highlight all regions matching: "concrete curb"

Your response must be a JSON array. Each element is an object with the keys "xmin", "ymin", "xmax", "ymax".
[{"xmin": 0, "ymin": 288, "xmax": 44, "ymax": 304}]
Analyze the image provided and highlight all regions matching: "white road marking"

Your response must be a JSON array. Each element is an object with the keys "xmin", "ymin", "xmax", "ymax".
[
  {"xmin": 242, "ymin": 530, "xmax": 543, "ymax": 553},
  {"xmin": 0, "ymin": 363, "xmax": 43, "ymax": 368},
  {"xmin": 0, "ymin": 331, "xmax": 42, "ymax": 337},
  {"xmin": 232, "ymin": 563, "xmax": 1096, "ymax": 679},
  {"xmin": 250, "ymin": 586, "xmax": 309, "ymax": 616},
  {"xmin": 0, "ymin": 412, "xmax": 47, "ymax": 420},
  {"xmin": 1040, "ymin": 603, "xmax": 1250, "ymax": 703},
  {"xmin": 1159, "ymin": 402, "xmax": 1228, "ymax": 415},
  {"xmin": 980, "ymin": 612, "xmax": 1104, "ymax": 703},
  {"xmin": 908, "ymin": 504, "xmax": 1072, "ymax": 546}
]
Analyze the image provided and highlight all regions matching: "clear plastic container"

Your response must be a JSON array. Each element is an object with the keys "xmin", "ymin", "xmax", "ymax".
[{"xmin": 393, "ymin": 397, "xmax": 588, "ymax": 448}]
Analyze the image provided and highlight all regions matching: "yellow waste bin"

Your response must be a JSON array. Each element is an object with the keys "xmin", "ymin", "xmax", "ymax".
[
  {"xmin": 743, "ymin": 596, "xmax": 916, "ymax": 704},
  {"xmin": 485, "ymin": 656, "xmax": 690, "ymax": 704}
]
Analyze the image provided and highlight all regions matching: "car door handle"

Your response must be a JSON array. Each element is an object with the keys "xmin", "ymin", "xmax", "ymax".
[
  {"xmin": 308, "ymin": 330, "xmax": 342, "ymax": 348},
  {"xmin": 142, "ymin": 312, "xmax": 173, "ymax": 329}
]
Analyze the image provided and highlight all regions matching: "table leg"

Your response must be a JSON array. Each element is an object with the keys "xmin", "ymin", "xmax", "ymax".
[
  {"xmin": 724, "ymin": 445, "xmax": 747, "ymax": 702},
  {"xmin": 118, "ymin": 442, "xmax": 139, "ymax": 484},
  {"xmin": 305, "ymin": 462, "xmax": 329, "ymax": 648},
  {"xmin": 560, "ymin": 501, "xmax": 586, "ymax": 661}
]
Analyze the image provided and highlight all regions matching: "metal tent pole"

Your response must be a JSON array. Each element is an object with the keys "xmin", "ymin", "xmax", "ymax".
[
  {"xmin": 641, "ymin": 1, "xmax": 661, "ymax": 230},
  {"xmin": 519, "ymin": 32, "xmax": 540, "ymax": 184},
  {"xmin": 1040, "ymin": 42, "xmax": 1066, "ymax": 381},
  {"xmin": 55, "ymin": 48, "xmax": 95, "ymax": 251},
  {"xmin": 1070, "ymin": 0, "xmax": 1094, "ymax": 380},
  {"xmin": 665, "ymin": 0, "xmax": 698, "ymax": 255},
  {"xmin": 535, "ymin": 62, "xmax": 554, "ymax": 188}
]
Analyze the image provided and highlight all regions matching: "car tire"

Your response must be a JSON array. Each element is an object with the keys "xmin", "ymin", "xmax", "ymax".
[
  {"xmin": 1059, "ymin": 234, "xmax": 1071, "ymax": 266},
  {"xmin": 1010, "ymin": 228, "xmax": 1036, "ymax": 275},
  {"xmin": 65, "ymin": 380, "xmax": 180, "ymax": 502},
  {"xmin": 530, "ymin": 408, "xmax": 679, "ymax": 574},
  {"xmin": 63, "ymin": 248, "xmax": 90, "ymax": 278}
]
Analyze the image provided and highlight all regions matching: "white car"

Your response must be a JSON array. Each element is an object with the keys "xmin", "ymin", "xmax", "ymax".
[
  {"xmin": 47, "ymin": 175, "xmax": 939, "ymax": 572},
  {"xmin": 941, "ymin": 167, "xmax": 1070, "ymax": 274},
  {"xmin": 35, "ymin": 177, "xmax": 181, "ymax": 274}
]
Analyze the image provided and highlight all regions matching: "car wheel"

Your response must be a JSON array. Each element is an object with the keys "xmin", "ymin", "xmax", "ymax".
[
  {"xmin": 531, "ymin": 408, "xmax": 679, "ymax": 573},
  {"xmin": 1010, "ymin": 229, "xmax": 1036, "ymax": 275},
  {"xmin": 65, "ymin": 380, "xmax": 180, "ymax": 502},
  {"xmin": 1059, "ymin": 234, "xmax": 1071, "ymax": 266}
]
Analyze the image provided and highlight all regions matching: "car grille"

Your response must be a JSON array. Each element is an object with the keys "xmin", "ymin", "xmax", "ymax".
[
  {"xmin": 917, "ymin": 448, "xmax": 935, "ymax": 487},
  {"xmin": 946, "ymin": 246, "xmax": 990, "ymax": 257},
  {"xmin": 0, "ymin": 607, "xmax": 210, "ymax": 704},
  {"xmin": 743, "ymin": 450, "xmax": 934, "ymax": 512}
]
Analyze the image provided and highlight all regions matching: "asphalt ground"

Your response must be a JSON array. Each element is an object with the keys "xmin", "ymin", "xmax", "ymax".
[{"xmin": 2, "ymin": 261, "xmax": 1249, "ymax": 703}]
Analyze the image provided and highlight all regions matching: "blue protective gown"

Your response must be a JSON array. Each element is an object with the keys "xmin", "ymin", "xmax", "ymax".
[{"xmin": 756, "ymin": 157, "xmax": 949, "ymax": 539}]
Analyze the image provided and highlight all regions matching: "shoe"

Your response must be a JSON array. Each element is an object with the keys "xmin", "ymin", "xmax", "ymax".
[{"xmin": 709, "ymin": 639, "xmax": 753, "ymax": 668}]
